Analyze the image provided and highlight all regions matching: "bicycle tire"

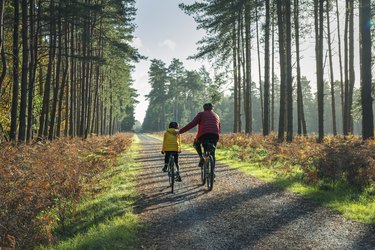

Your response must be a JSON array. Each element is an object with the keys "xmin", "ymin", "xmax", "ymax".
[
  {"xmin": 168, "ymin": 156, "xmax": 175, "ymax": 193},
  {"xmin": 201, "ymin": 159, "xmax": 206, "ymax": 185},
  {"xmin": 207, "ymin": 155, "xmax": 214, "ymax": 191}
]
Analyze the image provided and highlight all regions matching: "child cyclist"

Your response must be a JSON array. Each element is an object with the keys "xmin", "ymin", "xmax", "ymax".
[{"xmin": 161, "ymin": 122, "xmax": 182, "ymax": 182}]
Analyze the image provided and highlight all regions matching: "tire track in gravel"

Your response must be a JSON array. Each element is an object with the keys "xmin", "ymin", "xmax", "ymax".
[{"xmin": 134, "ymin": 134, "xmax": 375, "ymax": 249}]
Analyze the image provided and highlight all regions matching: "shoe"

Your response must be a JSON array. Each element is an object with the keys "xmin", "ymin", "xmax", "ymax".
[
  {"xmin": 162, "ymin": 165, "xmax": 167, "ymax": 172},
  {"xmin": 199, "ymin": 158, "xmax": 204, "ymax": 168},
  {"xmin": 175, "ymin": 172, "xmax": 182, "ymax": 182}
]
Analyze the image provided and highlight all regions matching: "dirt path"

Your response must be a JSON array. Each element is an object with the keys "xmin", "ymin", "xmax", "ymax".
[{"xmin": 134, "ymin": 134, "xmax": 375, "ymax": 249}]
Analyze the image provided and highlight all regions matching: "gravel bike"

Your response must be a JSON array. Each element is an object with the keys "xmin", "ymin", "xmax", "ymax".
[{"xmin": 200, "ymin": 142, "xmax": 216, "ymax": 191}]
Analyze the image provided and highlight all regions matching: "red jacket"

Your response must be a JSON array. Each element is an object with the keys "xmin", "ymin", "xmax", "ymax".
[{"xmin": 179, "ymin": 110, "xmax": 221, "ymax": 139}]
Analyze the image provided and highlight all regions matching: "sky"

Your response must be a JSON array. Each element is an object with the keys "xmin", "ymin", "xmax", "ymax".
[
  {"xmin": 132, "ymin": 0, "xmax": 207, "ymax": 123},
  {"xmin": 131, "ymin": 1, "xmax": 360, "ymax": 124}
]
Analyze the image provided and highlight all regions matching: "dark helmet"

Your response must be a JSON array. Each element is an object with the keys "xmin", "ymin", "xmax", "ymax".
[
  {"xmin": 169, "ymin": 121, "xmax": 179, "ymax": 129},
  {"xmin": 203, "ymin": 103, "xmax": 213, "ymax": 111}
]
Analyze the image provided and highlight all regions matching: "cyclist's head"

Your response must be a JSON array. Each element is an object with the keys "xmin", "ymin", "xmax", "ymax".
[
  {"xmin": 203, "ymin": 103, "xmax": 213, "ymax": 111},
  {"xmin": 168, "ymin": 121, "xmax": 179, "ymax": 129}
]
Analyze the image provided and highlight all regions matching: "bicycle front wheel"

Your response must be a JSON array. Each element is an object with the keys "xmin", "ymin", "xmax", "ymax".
[{"xmin": 207, "ymin": 155, "xmax": 214, "ymax": 191}]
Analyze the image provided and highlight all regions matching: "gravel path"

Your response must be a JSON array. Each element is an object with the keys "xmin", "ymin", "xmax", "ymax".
[{"xmin": 134, "ymin": 134, "xmax": 375, "ymax": 249}]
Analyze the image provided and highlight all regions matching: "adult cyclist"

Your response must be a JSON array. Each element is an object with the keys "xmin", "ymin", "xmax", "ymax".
[{"xmin": 177, "ymin": 103, "xmax": 221, "ymax": 167}]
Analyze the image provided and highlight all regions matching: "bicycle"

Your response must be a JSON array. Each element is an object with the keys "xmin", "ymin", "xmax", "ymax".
[
  {"xmin": 200, "ymin": 142, "xmax": 216, "ymax": 191},
  {"xmin": 166, "ymin": 153, "xmax": 179, "ymax": 193}
]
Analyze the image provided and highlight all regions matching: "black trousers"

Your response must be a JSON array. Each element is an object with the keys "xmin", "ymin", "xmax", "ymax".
[
  {"xmin": 164, "ymin": 151, "xmax": 179, "ymax": 166},
  {"xmin": 194, "ymin": 133, "xmax": 219, "ymax": 158}
]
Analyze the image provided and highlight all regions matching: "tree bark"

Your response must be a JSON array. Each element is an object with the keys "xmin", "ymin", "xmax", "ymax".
[
  {"xmin": 233, "ymin": 23, "xmax": 239, "ymax": 133},
  {"xmin": 57, "ymin": 21, "xmax": 69, "ymax": 137},
  {"xmin": 263, "ymin": 0, "xmax": 270, "ymax": 136},
  {"xmin": 0, "ymin": 0, "xmax": 6, "ymax": 96},
  {"xmin": 245, "ymin": 1, "xmax": 252, "ymax": 134},
  {"xmin": 27, "ymin": 0, "xmax": 38, "ymax": 142},
  {"xmin": 335, "ymin": 0, "xmax": 344, "ymax": 133},
  {"xmin": 10, "ymin": 0, "xmax": 20, "ymax": 141},
  {"xmin": 315, "ymin": 0, "xmax": 324, "ymax": 142},
  {"xmin": 294, "ymin": 0, "xmax": 307, "ymax": 136},
  {"xmin": 326, "ymin": 0, "xmax": 337, "ymax": 135},
  {"xmin": 48, "ymin": 13, "xmax": 62, "ymax": 140},
  {"xmin": 256, "ymin": 2, "xmax": 263, "ymax": 126},
  {"xmin": 19, "ymin": 0, "xmax": 29, "ymax": 142},
  {"xmin": 285, "ymin": 0, "xmax": 293, "ymax": 142},
  {"xmin": 359, "ymin": 0, "xmax": 374, "ymax": 139},
  {"xmin": 343, "ymin": 1, "xmax": 349, "ymax": 135},
  {"xmin": 348, "ymin": 0, "xmax": 355, "ymax": 133},
  {"xmin": 276, "ymin": 0, "xmax": 286, "ymax": 142}
]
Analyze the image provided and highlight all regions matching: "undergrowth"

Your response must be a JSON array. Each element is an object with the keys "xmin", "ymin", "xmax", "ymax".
[
  {"xmin": 38, "ymin": 134, "xmax": 141, "ymax": 249},
  {"xmin": 0, "ymin": 134, "xmax": 133, "ymax": 249}
]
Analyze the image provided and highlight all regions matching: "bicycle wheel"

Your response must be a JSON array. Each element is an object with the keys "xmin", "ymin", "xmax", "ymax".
[
  {"xmin": 201, "ymin": 158, "xmax": 206, "ymax": 185},
  {"xmin": 207, "ymin": 155, "xmax": 215, "ymax": 191},
  {"xmin": 168, "ymin": 156, "xmax": 175, "ymax": 193}
]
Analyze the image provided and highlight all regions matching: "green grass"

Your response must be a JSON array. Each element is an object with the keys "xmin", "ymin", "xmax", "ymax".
[{"xmin": 38, "ymin": 135, "xmax": 143, "ymax": 250}]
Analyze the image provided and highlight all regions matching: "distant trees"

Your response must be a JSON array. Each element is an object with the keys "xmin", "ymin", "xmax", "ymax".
[
  {"xmin": 0, "ymin": 0, "xmax": 140, "ymax": 143},
  {"xmin": 142, "ymin": 59, "xmax": 223, "ymax": 132}
]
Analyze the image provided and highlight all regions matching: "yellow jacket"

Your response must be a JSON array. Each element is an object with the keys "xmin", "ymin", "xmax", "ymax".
[{"xmin": 162, "ymin": 128, "xmax": 181, "ymax": 152}]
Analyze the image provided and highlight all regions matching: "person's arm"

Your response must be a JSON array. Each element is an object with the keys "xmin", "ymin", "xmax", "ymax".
[
  {"xmin": 179, "ymin": 113, "xmax": 201, "ymax": 134},
  {"xmin": 177, "ymin": 134, "xmax": 181, "ymax": 152}
]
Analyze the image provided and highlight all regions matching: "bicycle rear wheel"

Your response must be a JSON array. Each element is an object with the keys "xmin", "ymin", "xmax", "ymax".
[
  {"xmin": 201, "ymin": 159, "xmax": 206, "ymax": 185},
  {"xmin": 207, "ymin": 155, "xmax": 214, "ymax": 191},
  {"xmin": 168, "ymin": 156, "xmax": 175, "ymax": 193}
]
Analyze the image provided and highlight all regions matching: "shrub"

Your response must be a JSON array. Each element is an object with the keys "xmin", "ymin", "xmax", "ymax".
[{"xmin": 0, "ymin": 134, "xmax": 133, "ymax": 249}]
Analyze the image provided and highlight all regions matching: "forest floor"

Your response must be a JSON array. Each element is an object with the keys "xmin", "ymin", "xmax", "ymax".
[{"xmin": 134, "ymin": 134, "xmax": 375, "ymax": 249}]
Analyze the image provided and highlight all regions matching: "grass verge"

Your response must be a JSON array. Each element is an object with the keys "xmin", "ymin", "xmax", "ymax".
[{"xmin": 38, "ymin": 135, "xmax": 142, "ymax": 249}]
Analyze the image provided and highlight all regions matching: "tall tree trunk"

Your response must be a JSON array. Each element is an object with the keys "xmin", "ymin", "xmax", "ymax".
[
  {"xmin": 359, "ymin": 0, "xmax": 374, "ymax": 139},
  {"xmin": 343, "ymin": 1, "xmax": 349, "ymax": 135},
  {"xmin": 271, "ymin": 0, "xmax": 275, "ymax": 131},
  {"xmin": 10, "ymin": 0, "xmax": 20, "ymax": 141},
  {"xmin": 18, "ymin": 0, "xmax": 29, "ymax": 142},
  {"xmin": 245, "ymin": 1, "xmax": 252, "ymax": 134},
  {"xmin": 256, "ymin": 2, "xmax": 263, "ymax": 126},
  {"xmin": 348, "ymin": 0, "xmax": 355, "ymax": 133},
  {"xmin": 233, "ymin": 24, "xmax": 239, "ymax": 133},
  {"xmin": 335, "ymin": 0, "xmax": 344, "ymax": 133},
  {"xmin": 263, "ymin": 0, "xmax": 270, "ymax": 136},
  {"xmin": 237, "ymin": 12, "xmax": 242, "ymax": 132},
  {"xmin": 315, "ymin": 0, "xmax": 324, "ymax": 142},
  {"xmin": 109, "ymin": 80, "xmax": 113, "ymax": 135},
  {"xmin": 326, "ymin": 0, "xmax": 337, "ymax": 135},
  {"xmin": 57, "ymin": 22, "xmax": 69, "ymax": 137},
  {"xmin": 241, "ymin": 7, "xmax": 247, "ymax": 134},
  {"xmin": 48, "ymin": 14, "xmax": 62, "ymax": 140},
  {"xmin": 276, "ymin": 0, "xmax": 286, "ymax": 142},
  {"xmin": 69, "ymin": 18, "xmax": 75, "ymax": 137},
  {"xmin": 294, "ymin": 0, "xmax": 306, "ymax": 136},
  {"xmin": 27, "ymin": 0, "xmax": 38, "ymax": 142},
  {"xmin": 0, "ymin": 0, "xmax": 6, "ymax": 97},
  {"xmin": 285, "ymin": 0, "xmax": 293, "ymax": 142},
  {"xmin": 39, "ymin": 0, "xmax": 56, "ymax": 138}
]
